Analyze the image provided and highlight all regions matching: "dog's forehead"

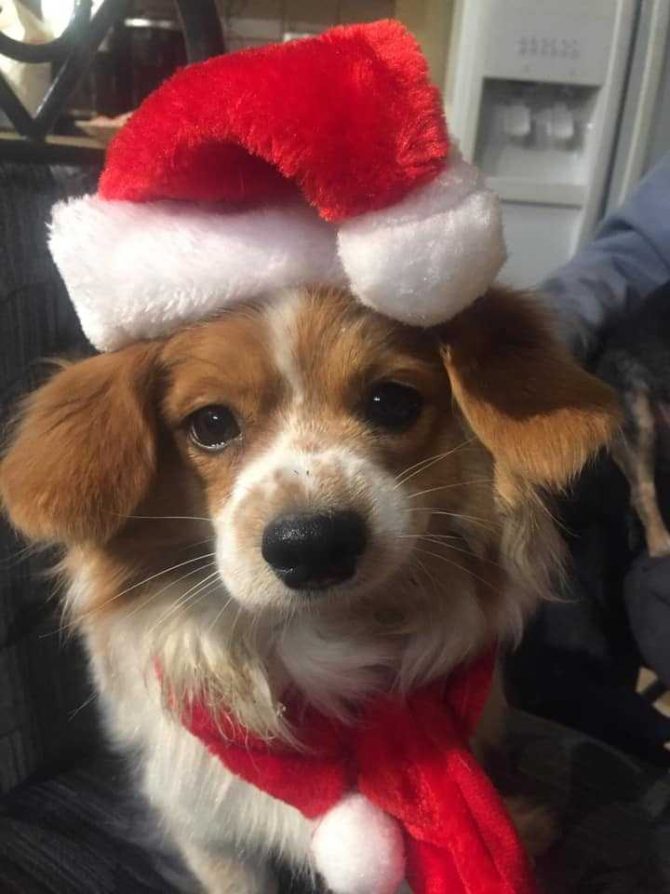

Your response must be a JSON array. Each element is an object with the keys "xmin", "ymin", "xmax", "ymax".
[
  {"xmin": 162, "ymin": 288, "xmax": 441, "ymax": 410},
  {"xmin": 263, "ymin": 288, "xmax": 371, "ymax": 399},
  {"xmin": 261, "ymin": 288, "xmax": 443, "ymax": 401}
]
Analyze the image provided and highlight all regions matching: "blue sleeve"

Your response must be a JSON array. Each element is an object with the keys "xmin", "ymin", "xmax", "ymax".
[{"xmin": 540, "ymin": 152, "xmax": 670, "ymax": 358}]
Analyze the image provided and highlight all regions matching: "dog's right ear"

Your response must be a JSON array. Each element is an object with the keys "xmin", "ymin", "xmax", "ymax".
[
  {"xmin": 441, "ymin": 287, "xmax": 620, "ymax": 494},
  {"xmin": 1, "ymin": 342, "xmax": 159, "ymax": 546}
]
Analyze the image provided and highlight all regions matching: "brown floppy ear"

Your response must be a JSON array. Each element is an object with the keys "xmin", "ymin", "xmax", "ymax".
[
  {"xmin": 1, "ymin": 342, "xmax": 159, "ymax": 545},
  {"xmin": 442, "ymin": 287, "xmax": 620, "ymax": 491}
]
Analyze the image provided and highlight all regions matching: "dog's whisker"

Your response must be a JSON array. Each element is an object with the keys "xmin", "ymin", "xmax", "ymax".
[
  {"xmin": 67, "ymin": 690, "xmax": 98, "ymax": 722},
  {"xmin": 119, "ymin": 514, "xmax": 213, "ymax": 523},
  {"xmin": 159, "ymin": 569, "xmax": 221, "ymax": 617},
  {"xmin": 393, "ymin": 439, "xmax": 475, "ymax": 489},
  {"xmin": 193, "ymin": 584, "xmax": 232, "ymax": 628},
  {"xmin": 104, "ymin": 553, "xmax": 217, "ymax": 602},
  {"xmin": 175, "ymin": 536, "xmax": 216, "ymax": 551},
  {"xmin": 411, "ymin": 556, "xmax": 441, "ymax": 596},
  {"xmin": 413, "ymin": 545, "xmax": 499, "ymax": 593},
  {"xmin": 146, "ymin": 570, "xmax": 222, "ymax": 638},
  {"xmin": 247, "ymin": 610, "xmax": 266, "ymax": 655},
  {"xmin": 0, "ymin": 541, "xmax": 42, "ymax": 570},
  {"xmin": 399, "ymin": 437, "xmax": 475, "ymax": 478},
  {"xmin": 407, "ymin": 535, "xmax": 503, "ymax": 569},
  {"xmin": 408, "ymin": 479, "xmax": 493, "ymax": 500},
  {"xmin": 51, "ymin": 554, "xmax": 218, "ymax": 635},
  {"xmin": 394, "ymin": 453, "xmax": 446, "ymax": 487},
  {"xmin": 115, "ymin": 560, "xmax": 219, "ymax": 625},
  {"xmin": 399, "ymin": 532, "xmax": 459, "ymax": 539},
  {"xmin": 206, "ymin": 594, "xmax": 236, "ymax": 635},
  {"xmin": 157, "ymin": 587, "xmax": 219, "ymax": 644},
  {"xmin": 407, "ymin": 507, "xmax": 495, "ymax": 531},
  {"xmin": 226, "ymin": 597, "xmax": 249, "ymax": 647}
]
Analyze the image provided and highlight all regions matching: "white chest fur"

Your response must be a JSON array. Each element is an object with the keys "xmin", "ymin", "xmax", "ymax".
[{"xmin": 84, "ymin": 617, "xmax": 314, "ymax": 873}]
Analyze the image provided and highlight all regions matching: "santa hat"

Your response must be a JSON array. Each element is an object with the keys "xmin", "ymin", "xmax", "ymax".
[{"xmin": 49, "ymin": 20, "xmax": 505, "ymax": 353}]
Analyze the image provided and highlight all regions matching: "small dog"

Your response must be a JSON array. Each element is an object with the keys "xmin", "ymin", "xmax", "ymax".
[{"xmin": 1, "ymin": 286, "xmax": 616, "ymax": 893}]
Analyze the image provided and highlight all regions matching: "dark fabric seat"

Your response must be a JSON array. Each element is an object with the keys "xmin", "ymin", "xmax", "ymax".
[
  {"xmin": 508, "ymin": 454, "xmax": 670, "ymax": 768},
  {"xmin": 0, "ymin": 163, "xmax": 97, "ymax": 795},
  {"xmin": 624, "ymin": 553, "xmax": 670, "ymax": 690},
  {"xmin": 1, "ymin": 714, "xmax": 669, "ymax": 894},
  {"xmin": 503, "ymin": 713, "xmax": 670, "ymax": 894},
  {"xmin": 0, "ymin": 757, "xmax": 170, "ymax": 894},
  {"xmin": 2, "ymin": 161, "xmax": 670, "ymax": 893}
]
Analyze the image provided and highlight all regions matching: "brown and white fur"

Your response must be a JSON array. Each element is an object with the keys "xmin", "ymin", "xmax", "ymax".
[{"xmin": 1, "ymin": 286, "xmax": 618, "ymax": 893}]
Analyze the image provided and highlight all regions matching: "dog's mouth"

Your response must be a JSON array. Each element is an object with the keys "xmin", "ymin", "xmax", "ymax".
[{"xmin": 270, "ymin": 563, "xmax": 359, "ymax": 593}]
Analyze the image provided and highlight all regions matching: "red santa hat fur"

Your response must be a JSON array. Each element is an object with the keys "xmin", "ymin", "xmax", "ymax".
[{"xmin": 49, "ymin": 20, "xmax": 505, "ymax": 352}]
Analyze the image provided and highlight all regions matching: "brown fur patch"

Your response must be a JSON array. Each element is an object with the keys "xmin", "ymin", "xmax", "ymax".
[
  {"xmin": 0, "ymin": 342, "xmax": 159, "ymax": 544},
  {"xmin": 442, "ymin": 287, "xmax": 620, "ymax": 490},
  {"xmin": 159, "ymin": 307, "xmax": 285, "ymax": 516}
]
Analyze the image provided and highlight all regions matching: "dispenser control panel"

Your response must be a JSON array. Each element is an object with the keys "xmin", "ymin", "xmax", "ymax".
[{"xmin": 484, "ymin": 0, "xmax": 616, "ymax": 85}]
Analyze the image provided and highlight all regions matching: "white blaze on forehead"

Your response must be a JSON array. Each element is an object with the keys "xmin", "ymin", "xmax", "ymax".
[{"xmin": 264, "ymin": 288, "xmax": 306, "ymax": 404}]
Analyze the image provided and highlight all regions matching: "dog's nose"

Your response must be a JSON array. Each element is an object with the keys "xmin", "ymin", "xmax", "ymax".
[{"xmin": 261, "ymin": 511, "xmax": 367, "ymax": 590}]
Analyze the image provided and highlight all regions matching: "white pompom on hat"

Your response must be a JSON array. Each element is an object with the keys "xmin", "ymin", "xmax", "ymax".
[{"xmin": 49, "ymin": 20, "xmax": 505, "ymax": 352}]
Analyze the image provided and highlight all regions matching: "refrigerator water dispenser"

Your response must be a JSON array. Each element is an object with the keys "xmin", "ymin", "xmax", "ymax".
[{"xmin": 445, "ymin": 0, "xmax": 637, "ymax": 288}]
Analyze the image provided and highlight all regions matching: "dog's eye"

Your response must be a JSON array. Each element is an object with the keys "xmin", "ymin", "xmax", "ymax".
[
  {"xmin": 363, "ymin": 382, "xmax": 423, "ymax": 431},
  {"xmin": 187, "ymin": 405, "xmax": 240, "ymax": 451}
]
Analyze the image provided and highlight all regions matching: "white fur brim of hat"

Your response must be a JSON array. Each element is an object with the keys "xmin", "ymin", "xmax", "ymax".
[{"xmin": 49, "ymin": 152, "xmax": 505, "ymax": 352}]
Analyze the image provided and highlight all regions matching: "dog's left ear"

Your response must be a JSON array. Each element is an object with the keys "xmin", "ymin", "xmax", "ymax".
[{"xmin": 441, "ymin": 287, "xmax": 620, "ymax": 491}]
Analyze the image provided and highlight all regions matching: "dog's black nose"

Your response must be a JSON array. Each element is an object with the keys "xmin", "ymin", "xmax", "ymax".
[{"xmin": 261, "ymin": 511, "xmax": 367, "ymax": 590}]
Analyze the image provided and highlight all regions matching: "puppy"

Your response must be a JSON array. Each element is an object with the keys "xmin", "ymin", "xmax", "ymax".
[{"xmin": 1, "ymin": 286, "xmax": 617, "ymax": 893}]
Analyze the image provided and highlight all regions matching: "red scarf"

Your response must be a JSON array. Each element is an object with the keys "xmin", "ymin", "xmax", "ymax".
[{"xmin": 174, "ymin": 651, "xmax": 537, "ymax": 894}]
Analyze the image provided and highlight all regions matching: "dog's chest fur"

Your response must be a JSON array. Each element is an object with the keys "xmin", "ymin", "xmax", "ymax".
[{"xmin": 82, "ymin": 591, "xmax": 316, "ymax": 870}]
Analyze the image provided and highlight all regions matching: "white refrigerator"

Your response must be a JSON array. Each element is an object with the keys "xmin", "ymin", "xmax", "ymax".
[{"xmin": 444, "ymin": 0, "xmax": 670, "ymax": 289}]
